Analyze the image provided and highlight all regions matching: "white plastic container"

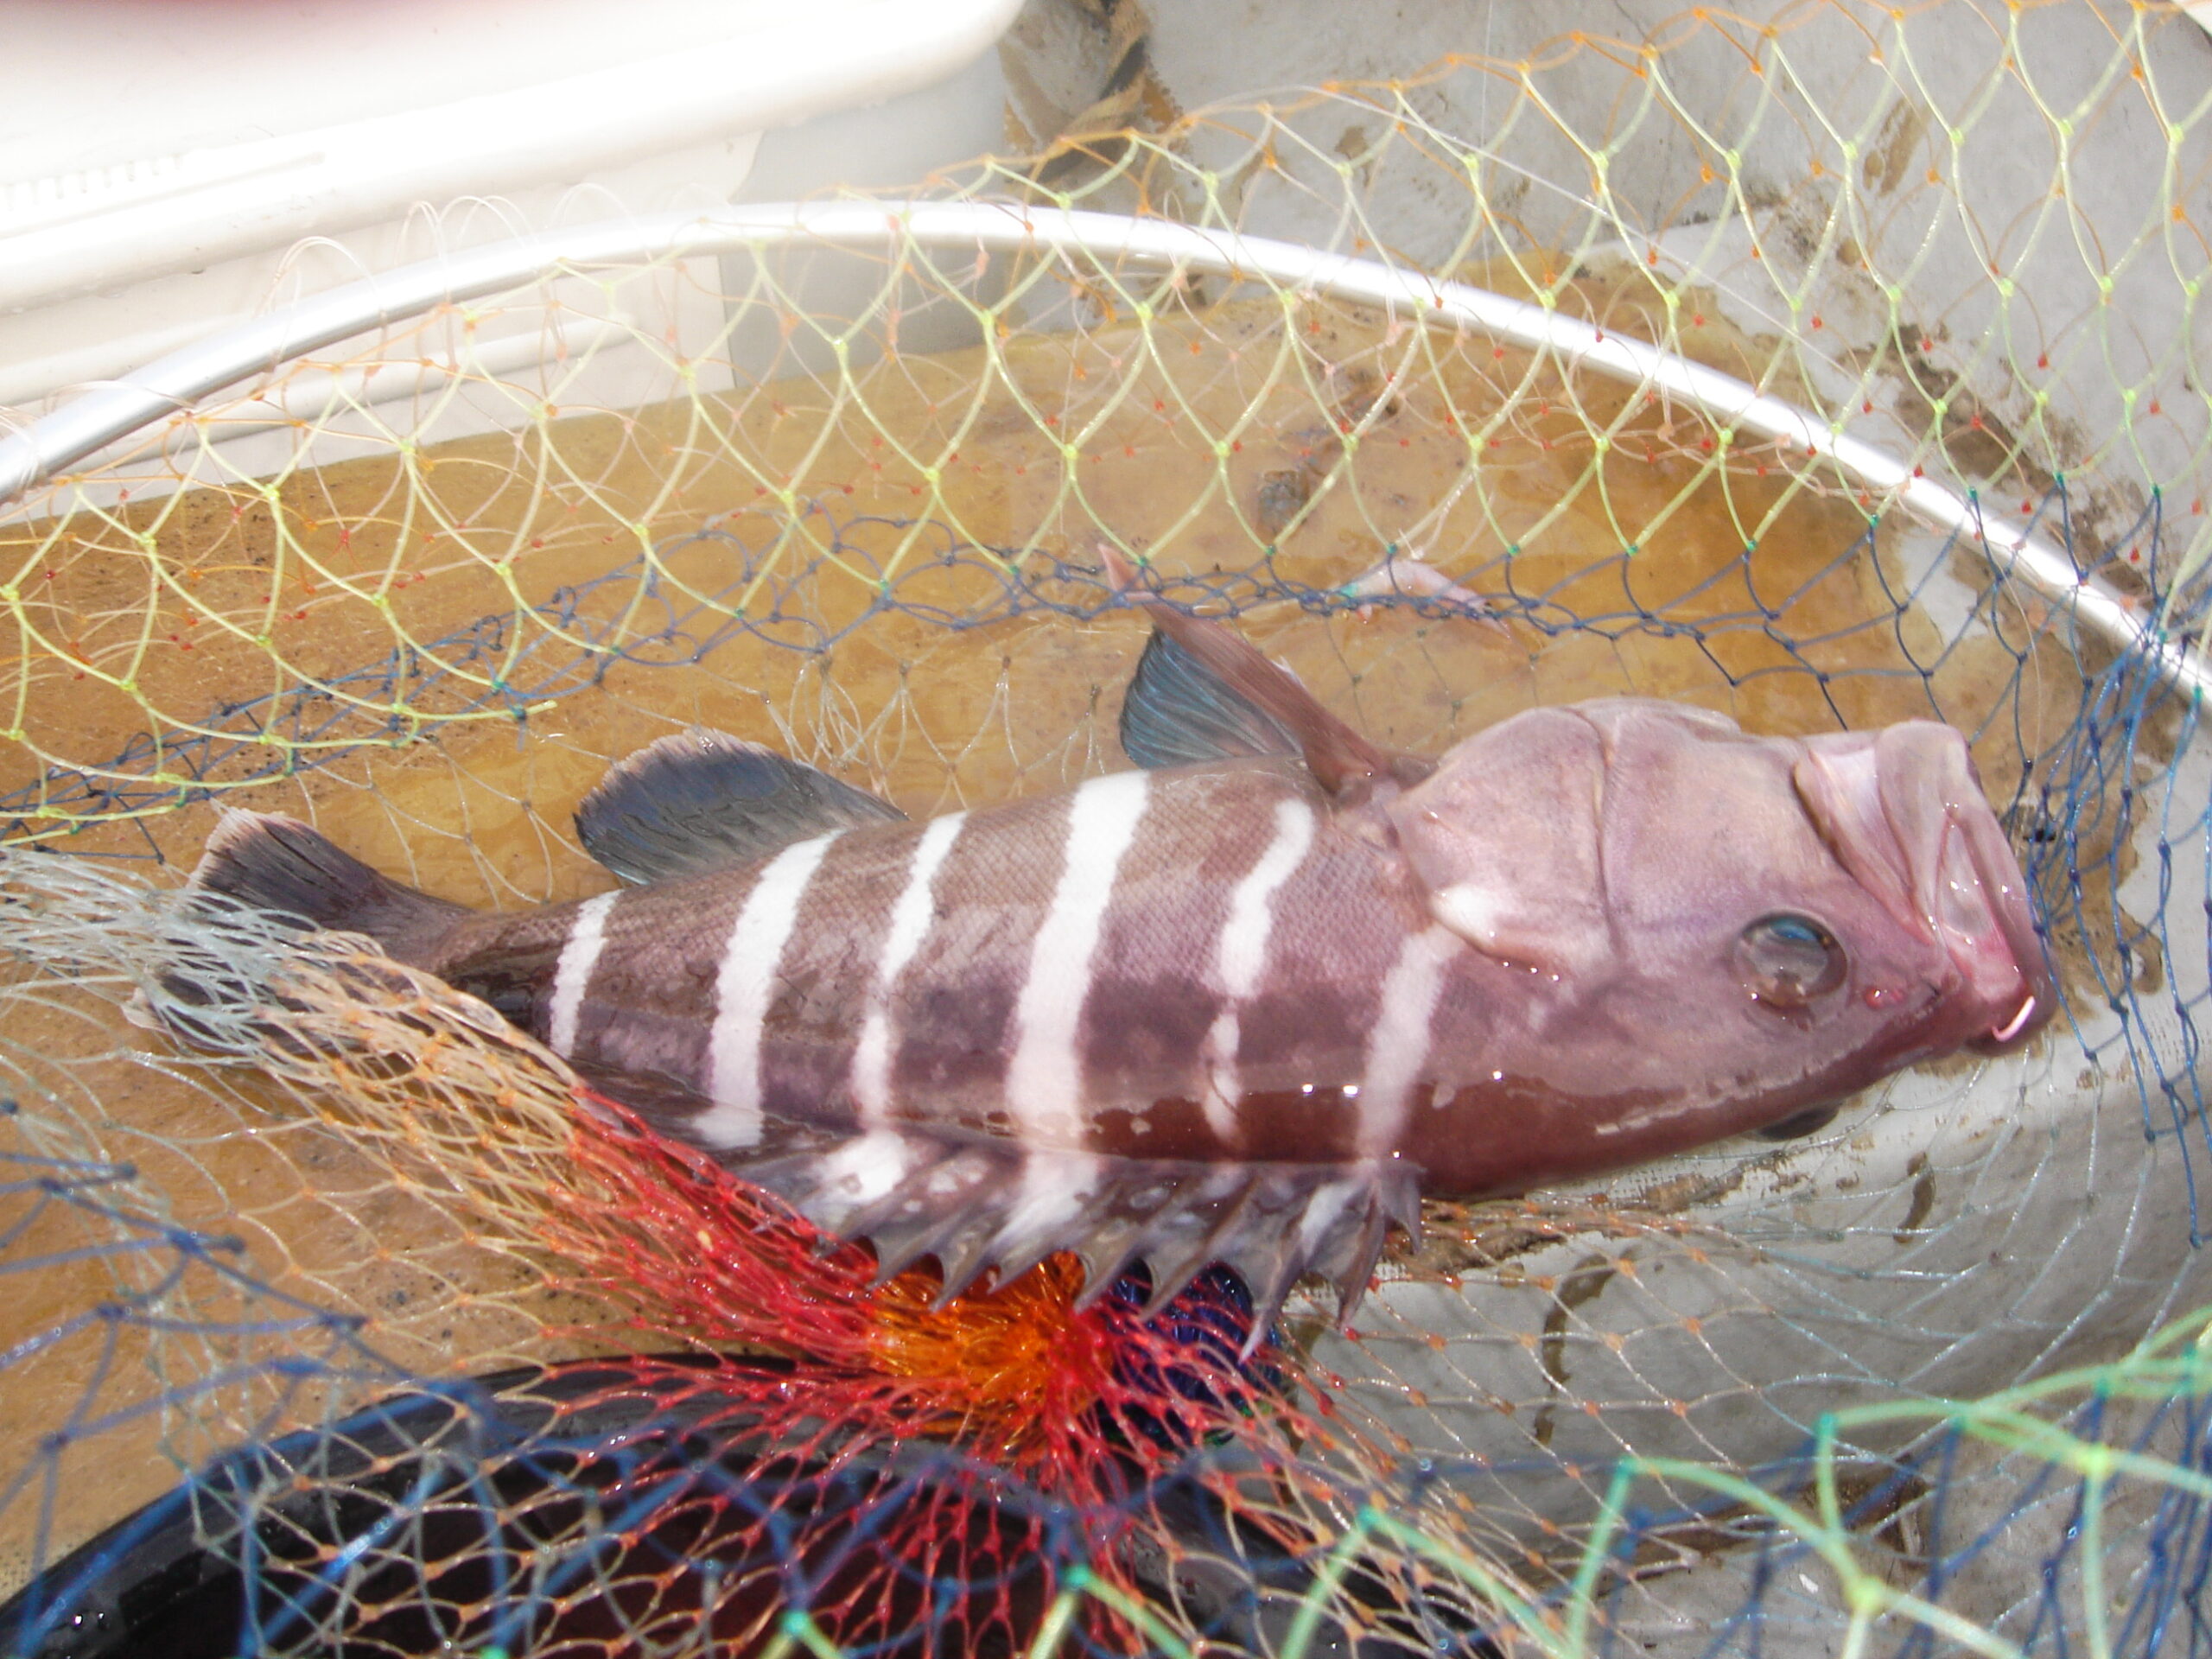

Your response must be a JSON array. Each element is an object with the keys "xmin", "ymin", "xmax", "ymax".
[{"xmin": 0, "ymin": 0, "xmax": 1021, "ymax": 415}]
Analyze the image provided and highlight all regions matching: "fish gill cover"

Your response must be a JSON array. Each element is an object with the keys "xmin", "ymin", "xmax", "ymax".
[{"xmin": 1, "ymin": 3, "xmax": 2210, "ymax": 1654}]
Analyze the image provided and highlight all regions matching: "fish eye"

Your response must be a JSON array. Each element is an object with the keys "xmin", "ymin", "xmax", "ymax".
[{"xmin": 1737, "ymin": 913, "xmax": 1846, "ymax": 1010}]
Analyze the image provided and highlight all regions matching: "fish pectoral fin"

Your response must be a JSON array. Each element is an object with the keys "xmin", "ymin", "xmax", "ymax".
[
  {"xmin": 1753, "ymin": 1103, "xmax": 1842, "ymax": 1141},
  {"xmin": 1424, "ymin": 880, "xmax": 1617, "ymax": 979},
  {"xmin": 575, "ymin": 728, "xmax": 906, "ymax": 885},
  {"xmin": 734, "ymin": 1123, "xmax": 1418, "ymax": 1345}
]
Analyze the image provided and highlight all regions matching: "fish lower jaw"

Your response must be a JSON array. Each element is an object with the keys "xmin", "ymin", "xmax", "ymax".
[
  {"xmin": 1923, "ymin": 943, "xmax": 2046, "ymax": 1054},
  {"xmin": 1961, "ymin": 986, "xmax": 2045, "ymax": 1055}
]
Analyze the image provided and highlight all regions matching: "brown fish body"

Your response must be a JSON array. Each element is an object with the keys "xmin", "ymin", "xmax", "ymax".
[
  {"xmin": 191, "ymin": 603, "xmax": 2052, "ymax": 1327},
  {"xmin": 423, "ymin": 749, "xmax": 1962, "ymax": 1198},
  {"xmin": 424, "ymin": 761, "xmax": 1434, "ymax": 1165}
]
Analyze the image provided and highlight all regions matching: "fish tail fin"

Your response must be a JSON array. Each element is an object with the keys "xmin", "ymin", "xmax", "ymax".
[{"xmin": 190, "ymin": 810, "xmax": 470, "ymax": 965}]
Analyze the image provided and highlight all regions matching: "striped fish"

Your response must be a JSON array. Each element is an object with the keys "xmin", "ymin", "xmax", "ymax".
[{"xmin": 190, "ymin": 573, "xmax": 2051, "ymax": 1330}]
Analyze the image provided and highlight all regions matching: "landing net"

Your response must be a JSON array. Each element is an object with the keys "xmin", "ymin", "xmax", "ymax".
[{"xmin": 3, "ymin": 5, "xmax": 2210, "ymax": 1654}]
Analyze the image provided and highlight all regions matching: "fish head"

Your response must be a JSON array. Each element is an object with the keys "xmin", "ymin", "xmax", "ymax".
[{"xmin": 1382, "ymin": 700, "xmax": 2052, "ymax": 1156}]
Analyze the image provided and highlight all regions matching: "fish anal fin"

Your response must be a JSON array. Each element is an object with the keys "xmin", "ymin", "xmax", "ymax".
[{"xmin": 575, "ymin": 728, "xmax": 905, "ymax": 885}]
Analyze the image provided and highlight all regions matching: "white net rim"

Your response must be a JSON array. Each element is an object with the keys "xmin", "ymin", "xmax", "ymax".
[{"xmin": 0, "ymin": 197, "xmax": 2197, "ymax": 702}]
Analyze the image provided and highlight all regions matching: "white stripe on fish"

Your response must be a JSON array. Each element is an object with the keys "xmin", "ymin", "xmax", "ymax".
[
  {"xmin": 851, "ymin": 811, "xmax": 968, "ymax": 1125},
  {"xmin": 1199, "ymin": 796, "xmax": 1317, "ymax": 1141},
  {"xmin": 699, "ymin": 831, "xmax": 841, "ymax": 1149},
  {"xmin": 1007, "ymin": 771, "xmax": 1152, "ymax": 1146},
  {"xmin": 814, "ymin": 1128, "xmax": 915, "ymax": 1206},
  {"xmin": 1356, "ymin": 924, "xmax": 1462, "ymax": 1158},
  {"xmin": 546, "ymin": 890, "xmax": 618, "ymax": 1058}
]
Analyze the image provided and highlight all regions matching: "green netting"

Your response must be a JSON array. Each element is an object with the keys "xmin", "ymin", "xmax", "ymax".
[{"xmin": 2, "ymin": 3, "xmax": 2210, "ymax": 1654}]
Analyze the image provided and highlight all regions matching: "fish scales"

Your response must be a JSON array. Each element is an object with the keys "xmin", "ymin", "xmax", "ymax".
[
  {"xmin": 429, "ymin": 761, "xmax": 1432, "ymax": 1167},
  {"xmin": 852, "ymin": 810, "xmax": 967, "ymax": 1128},
  {"xmin": 879, "ymin": 780, "xmax": 1092, "ymax": 1127}
]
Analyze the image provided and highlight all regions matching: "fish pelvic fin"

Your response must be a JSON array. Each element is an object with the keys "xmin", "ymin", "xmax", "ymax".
[
  {"xmin": 188, "ymin": 810, "xmax": 470, "ymax": 965},
  {"xmin": 1119, "ymin": 626, "xmax": 1307, "ymax": 770},
  {"xmin": 731, "ymin": 1121, "xmax": 1415, "ymax": 1351},
  {"xmin": 1102, "ymin": 544, "xmax": 1427, "ymax": 802},
  {"xmin": 575, "ymin": 727, "xmax": 906, "ymax": 886}
]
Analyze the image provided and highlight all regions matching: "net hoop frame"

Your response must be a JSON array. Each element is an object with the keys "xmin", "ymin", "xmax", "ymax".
[{"xmin": 2, "ymin": 196, "xmax": 2200, "ymax": 702}]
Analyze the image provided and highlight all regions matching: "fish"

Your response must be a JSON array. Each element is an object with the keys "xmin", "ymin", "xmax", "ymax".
[{"xmin": 188, "ymin": 568, "xmax": 2053, "ymax": 1331}]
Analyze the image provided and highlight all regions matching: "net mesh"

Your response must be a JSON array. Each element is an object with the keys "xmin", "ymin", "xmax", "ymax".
[{"xmin": 3, "ymin": 2, "xmax": 2211, "ymax": 1653}]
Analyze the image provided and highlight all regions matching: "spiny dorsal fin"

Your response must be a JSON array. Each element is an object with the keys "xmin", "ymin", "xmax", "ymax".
[
  {"xmin": 1101, "ymin": 544, "xmax": 1416, "ymax": 799},
  {"xmin": 735, "ymin": 1122, "xmax": 1417, "ymax": 1353},
  {"xmin": 575, "ymin": 728, "xmax": 906, "ymax": 886},
  {"xmin": 573, "ymin": 1057, "xmax": 1416, "ymax": 1351}
]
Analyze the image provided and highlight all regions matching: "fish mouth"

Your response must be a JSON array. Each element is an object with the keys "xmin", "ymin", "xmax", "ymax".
[
  {"xmin": 1927, "ymin": 766, "xmax": 2053, "ymax": 1053},
  {"xmin": 1795, "ymin": 724, "xmax": 2055, "ymax": 1052}
]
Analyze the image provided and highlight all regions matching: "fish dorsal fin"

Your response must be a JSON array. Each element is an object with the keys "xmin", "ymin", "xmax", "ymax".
[
  {"xmin": 1118, "ymin": 627, "xmax": 1306, "ymax": 769},
  {"xmin": 575, "ymin": 728, "xmax": 906, "ymax": 885},
  {"xmin": 698, "ymin": 1128, "xmax": 1412, "ymax": 1352},
  {"xmin": 569, "ymin": 1062, "xmax": 1414, "ymax": 1348},
  {"xmin": 1102, "ymin": 545, "xmax": 1409, "ymax": 799}
]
